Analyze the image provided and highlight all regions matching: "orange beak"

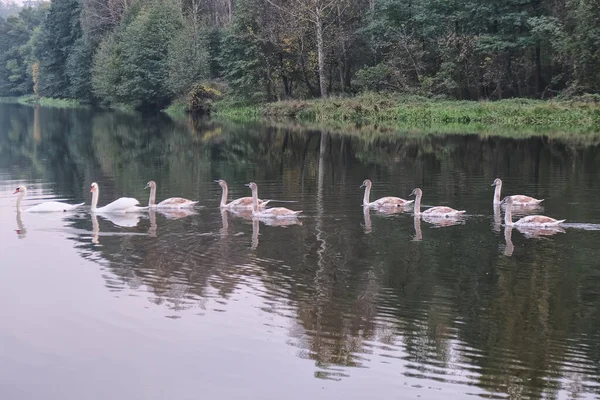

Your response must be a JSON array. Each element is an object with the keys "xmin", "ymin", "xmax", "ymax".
[
  {"xmin": 90, "ymin": 187, "xmax": 95, "ymax": 193},
  {"xmin": 13, "ymin": 189, "xmax": 19, "ymax": 194}
]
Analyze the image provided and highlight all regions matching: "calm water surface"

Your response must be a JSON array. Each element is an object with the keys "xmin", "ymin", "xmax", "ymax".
[{"xmin": 2, "ymin": 104, "xmax": 600, "ymax": 399}]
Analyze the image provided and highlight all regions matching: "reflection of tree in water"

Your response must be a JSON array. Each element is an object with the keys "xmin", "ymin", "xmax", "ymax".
[{"xmin": 4, "ymin": 104, "xmax": 600, "ymax": 396}]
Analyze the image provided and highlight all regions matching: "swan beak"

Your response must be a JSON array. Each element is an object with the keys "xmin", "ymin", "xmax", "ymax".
[
  {"xmin": 90, "ymin": 187, "xmax": 95, "ymax": 193},
  {"xmin": 490, "ymin": 182, "xmax": 495, "ymax": 186},
  {"xmin": 13, "ymin": 189, "xmax": 19, "ymax": 194},
  {"xmin": 214, "ymin": 180, "xmax": 220, "ymax": 183},
  {"xmin": 359, "ymin": 183, "xmax": 365, "ymax": 188},
  {"xmin": 244, "ymin": 183, "xmax": 251, "ymax": 187},
  {"xmin": 144, "ymin": 184, "xmax": 149, "ymax": 189}
]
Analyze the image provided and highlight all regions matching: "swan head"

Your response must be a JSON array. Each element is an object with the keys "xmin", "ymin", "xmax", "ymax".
[
  {"xmin": 214, "ymin": 179, "xmax": 227, "ymax": 187},
  {"xmin": 360, "ymin": 179, "xmax": 372, "ymax": 189},
  {"xmin": 90, "ymin": 182, "xmax": 98, "ymax": 193},
  {"xmin": 409, "ymin": 188, "xmax": 422, "ymax": 197},
  {"xmin": 491, "ymin": 178, "xmax": 502, "ymax": 187},
  {"xmin": 145, "ymin": 181, "xmax": 156, "ymax": 189},
  {"xmin": 245, "ymin": 182, "xmax": 257, "ymax": 190},
  {"xmin": 13, "ymin": 185, "xmax": 27, "ymax": 195}
]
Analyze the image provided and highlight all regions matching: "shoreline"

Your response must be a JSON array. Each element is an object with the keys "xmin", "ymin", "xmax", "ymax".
[
  {"xmin": 215, "ymin": 94, "xmax": 600, "ymax": 129},
  {"xmin": 4, "ymin": 94, "xmax": 600, "ymax": 139}
]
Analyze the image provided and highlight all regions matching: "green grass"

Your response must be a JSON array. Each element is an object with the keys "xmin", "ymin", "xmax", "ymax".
[
  {"xmin": 216, "ymin": 93, "xmax": 600, "ymax": 132},
  {"xmin": 0, "ymin": 95, "xmax": 84, "ymax": 108},
  {"xmin": 163, "ymin": 100, "xmax": 188, "ymax": 117}
]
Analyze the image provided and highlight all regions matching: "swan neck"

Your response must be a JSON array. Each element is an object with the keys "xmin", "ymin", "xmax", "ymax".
[
  {"xmin": 220, "ymin": 184, "xmax": 228, "ymax": 207},
  {"xmin": 91, "ymin": 187, "xmax": 99, "ymax": 211},
  {"xmin": 414, "ymin": 192, "xmax": 422, "ymax": 215},
  {"xmin": 363, "ymin": 185, "xmax": 371, "ymax": 206},
  {"xmin": 149, "ymin": 186, "xmax": 156, "ymax": 207},
  {"xmin": 504, "ymin": 203, "xmax": 513, "ymax": 226},
  {"xmin": 251, "ymin": 187, "xmax": 259, "ymax": 214},
  {"xmin": 16, "ymin": 191, "xmax": 25, "ymax": 212},
  {"xmin": 494, "ymin": 183, "xmax": 502, "ymax": 203}
]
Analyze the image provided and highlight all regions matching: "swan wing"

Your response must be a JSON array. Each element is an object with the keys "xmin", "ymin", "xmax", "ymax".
[
  {"xmin": 371, "ymin": 196, "xmax": 413, "ymax": 207},
  {"xmin": 510, "ymin": 195, "xmax": 543, "ymax": 204},
  {"xmin": 227, "ymin": 197, "xmax": 254, "ymax": 208},
  {"xmin": 157, "ymin": 197, "xmax": 198, "ymax": 209},
  {"xmin": 99, "ymin": 197, "xmax": 140, "ymax": 212},
  {"xmin": 422, "ymin": 206, "xmax": 465, "ymax": 216},
  {"xmin": 25, "ymin": 201, "xmax": 84, "ymax": 212},
  {"xmin": 227, "ymin": 197, "xmax": 269, "ymax": 209},
  {"xmin": 258, "ymin": 207, "xmax": 302, "ymax": 218},
  {"xmin": 515, "ymin": 215, "xmax": 564, "ymax": 226}
]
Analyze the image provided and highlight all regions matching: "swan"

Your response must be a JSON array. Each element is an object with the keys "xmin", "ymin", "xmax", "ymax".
[
  {"xmin": 361, "ymin": 179, "xmax": 413, "ymax": 208},
  {"xmin": 145, "ymin": 181, "xmax": 198, "ymax": 209},
  {"xmin": 215, "ymin": 179, "xmax": 270, "ymax": 209},
  {"xmin": 90, "ymin": 182, "xmax": 140, "ymax": 213},
  {"xmin": 504, "ymin": 196, "xmax": 564, "ymax": 227},
  {"xmin": 492, "ymin": 178, "xmax": 543, "ymax": 206},
  {"xmin": 13, "ymin": 185, "xmax": 84, "ymax": 212},
  {"xmin": 410, "ymin": 188, "xmax": 466, "ymax": 217},
  {"xmin": 245, "ymin": 182, "xmax": 302, "ymax": 219}
]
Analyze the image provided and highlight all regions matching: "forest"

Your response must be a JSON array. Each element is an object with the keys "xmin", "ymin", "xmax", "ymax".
[{"xmin": 1, "ymin": 0, "xmax": 600, "ymax": 110}]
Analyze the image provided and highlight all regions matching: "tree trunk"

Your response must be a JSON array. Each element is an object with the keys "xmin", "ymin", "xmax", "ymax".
[
  {"xmin": 535, "ymin": 43, "xmax": 542, "ymax": 97},
  {"xmin": 316, "ymin": 10, "xmax": 328, "ymax": 98}
]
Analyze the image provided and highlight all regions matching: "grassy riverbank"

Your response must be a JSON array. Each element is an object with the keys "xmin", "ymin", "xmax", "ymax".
[
  {"xmin": 0, "ymin": 95, "xmax": 83, "ymax": 108},
  {"xmin": 216, "ymin": 94, "xmax": 600, "ymax": 129}
]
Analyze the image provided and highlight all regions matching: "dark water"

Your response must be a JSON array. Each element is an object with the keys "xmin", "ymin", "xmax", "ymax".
[{"xmin": 2, "ymin": 103, "xmax": 600, "ymax": 400}]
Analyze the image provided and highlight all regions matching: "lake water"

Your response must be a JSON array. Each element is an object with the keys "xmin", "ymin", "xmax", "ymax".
[{"xmin": 2, "ymin": 103, "xmax": 600, "ymax": 400}]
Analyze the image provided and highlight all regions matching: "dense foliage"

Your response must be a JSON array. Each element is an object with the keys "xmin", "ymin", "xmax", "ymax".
[{"xmin": 1, "ymin": 0, "xmax": 599, "ymax": 109}]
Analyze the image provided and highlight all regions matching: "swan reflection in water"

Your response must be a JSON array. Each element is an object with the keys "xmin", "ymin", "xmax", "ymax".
[
  {"xmin": 94, "ymin": 211, "xmax": 141, "ymax": 228},
  {"xmin": 412, "ymin": 213, "xmax": 465, "ymax": 241},
  {"xmin": 157, "ymin": 208, "xmax": 198, "ymax": 220},
  {"xmin": 15, "ymin": 211, "xmax": 27, "ymax": 239},
  {"xmin": 516, "ymin": 225, "xmax": 565, "ymax": 238},
  {"xmin": 362, "ymin": 206, "xmax": 372, "ymax": 234},
  {"xmin": 503, "ymin": 226, "xmax": 515, "ymax": 256},
  {"xmin": 413, "ymin": 216, "xmax": 422, "ymax": 241},
  {"xmin": 251, "ymin": 216, "xmax": 302, "ymax": 250},
  {"xmin": 421, "ymin": 214, "xmax": 466, "ymax": 227},
  {"xmin": 501, "ymin": 223, "xmax": 565, "ymax": 256}
]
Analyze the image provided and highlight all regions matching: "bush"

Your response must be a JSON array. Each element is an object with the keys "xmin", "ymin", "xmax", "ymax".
[
  {"xmin": 188, "ymin": 83, "xmax": 223, "ymax": 115},
  {"xmin": 354, "ymin": 63, "xmax": 390, "ymax": 92}
]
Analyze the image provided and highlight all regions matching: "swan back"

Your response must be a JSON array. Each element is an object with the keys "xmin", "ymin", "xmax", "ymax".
[{"xmin": 97, "ymin": 197, "xmax": 140, "ymax": 212}]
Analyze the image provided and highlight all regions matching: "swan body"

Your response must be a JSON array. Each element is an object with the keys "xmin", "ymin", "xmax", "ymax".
[
  {"xmin": 13, "ymin": 186, "xmax": 84, "ymax": 212},
  {"xmin": 410, "ymin": 188, "xmax": 466, "ymax": 217},
  {"xmin": 145, "ymin": 181, "xmax": 198, "ymax": 209},
  {"xmin": 246, "ymin": 182, "xmax": 301, "ymax": 219},
  {"xmin": 215, "ymin": 180, "xmax": 270, "ymax": 209},
  {"xmin": 492, "ymin": 178, "xmax": 543, "ymax": 206},
  {"xmin": 90, "ymin": 182, "xmax": 140, "ymax": 213},
  {"xmin": 361, "ymin": 179, "xmax": 413, "ymax": 208},
  {"xmin": 504, "ymin": 197, "xmax": 564, "ymax": 227}
]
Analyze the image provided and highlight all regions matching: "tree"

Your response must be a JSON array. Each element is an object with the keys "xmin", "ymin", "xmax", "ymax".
[
  {"xmin": 92, "ymin": 0, "xmax": 183, "ymax": 108},
  {"xmin": 166, "ymin": 18, "xmax": 209, "ymax": 96},
  {"xmin": 0, "ymin": 4, "xmax": 47, "ymax": 96},
  {"xmin": 35, "ymin": 0, "xmax": 83, "ymax": 98}
]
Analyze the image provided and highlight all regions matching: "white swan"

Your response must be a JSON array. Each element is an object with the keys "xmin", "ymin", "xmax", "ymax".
[
  {"xmin": 90, "ymin": 182, "xmax": 140, "ymax": 213},
  {"xmin": 13, "ymin": 185, "xmax": 84, "ymax": 212},
  {"xmin": 145, "ymin": 180, "xmax": 198, "ymax": 209},
  {"xmin": 246, "ymin": 182, "xmax": 302, "ymax": 219},
  {"xmin": 504, "ymin": 196, "xmax": 564, "ymax": 227},
  {"xmin": 492, "ymin": 178, "xmax": 543, "ymax": 206},
  {"xmin": 215, "ymin": 179, "xmax": 270, "ymax": 209},
  {"xmin": 410, "ymin": 188, "xmax": 466, "ymax": 217},
  {"xmin": 361, "ymin": 179, "xmax": 413, "ymax": 208}
]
